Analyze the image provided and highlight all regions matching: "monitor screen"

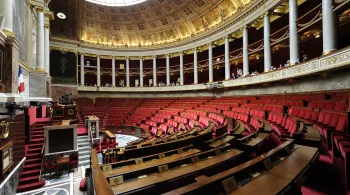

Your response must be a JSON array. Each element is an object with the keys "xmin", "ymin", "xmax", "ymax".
[{"xmin": 48, "ymin": 128, "xmax": 74, "ymax": 153}]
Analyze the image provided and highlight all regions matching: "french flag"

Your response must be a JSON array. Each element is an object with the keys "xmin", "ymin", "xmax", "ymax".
[{"xmin": 18, "ymin": 66, "xmax": 25, "ymax": 93}]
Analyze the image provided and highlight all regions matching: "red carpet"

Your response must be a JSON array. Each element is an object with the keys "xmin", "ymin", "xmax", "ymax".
[
  {"xmin": 17, "ymin": 120, "xmax": 51, "ymax": 193},
  {"xmin": 301, "ymin": 147, "xmax": 347, "ymax": 195},
  {"xmin": 36, "ymin": 118, "xmax": 51, "ymax": 123},
  {"xmin": 78, "ymin": 127, "xmax": 88, "ymax": 135}
]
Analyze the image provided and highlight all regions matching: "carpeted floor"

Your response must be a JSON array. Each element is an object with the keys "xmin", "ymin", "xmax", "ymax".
[
  {"xmin": 301, "ymin": 146, "xmax": 347, "ymax": 195},
  {"xmin": 77, "ymin": 127, "xmax": 88, "ymax": 136}
]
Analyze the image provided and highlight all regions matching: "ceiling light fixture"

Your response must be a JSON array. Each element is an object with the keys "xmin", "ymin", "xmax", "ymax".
[{"xmin": 57, "ymin": 13, "xmax": 66, "ymax": 19}]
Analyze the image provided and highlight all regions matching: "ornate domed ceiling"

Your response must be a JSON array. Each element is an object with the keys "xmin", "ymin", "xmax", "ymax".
[{"xmin": 78, "ymin": 0, "xmax": 251, "ymax": 47}]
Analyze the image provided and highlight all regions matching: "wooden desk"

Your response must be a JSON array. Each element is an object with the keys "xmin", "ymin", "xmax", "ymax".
[
  {"xmin": 242, "ymin": 133, "xmax": 269, "ymax": 147},
  {"xmin": 229, "ymin": 145, "xmax": 318, "ymax": 195},
  {"xmin": 163, "ymin": 140, "xmax": 294, "ymax": 195},
  {"xmin": 229, "ymin": 173, "xmax": 291, "ymax": 195},
  {"xmin": 56, "ymin": 156, "xmax": 69, "ymax": 176},
  {"xmin": 104, "ymin": 131, "xmax": 116, "ymax": 139},
  {"xmin": 233, "ymin": 120, "xmax": 245, "ymax": 134},
  {"xmin": 62, "ymin": 120, "xmax": 71, "ymax": 125},
  {"xmin": 103, "ymin": 148, "xmax": 201, "ymax": 178},
  {"xmin": 120, "ymin": 130, "xmax": 212, "ymax": 160},
  {"xmin": 112, "ymin": 149, "xmax": 243, "ymax": 195},
  {"xmin": 91, "ymin": 149, "xmax": 114, "ymax": 195},
  {"xmin": 209, "ymin": 136, "xmax": 234, "ymax": 148},
  {"xmin": 164, "ymin": 142, "xmax": 318, "ymax": 195},
  {"xmin": 88, "ymin": 115, "xmax": 99, "ymax": 120}
]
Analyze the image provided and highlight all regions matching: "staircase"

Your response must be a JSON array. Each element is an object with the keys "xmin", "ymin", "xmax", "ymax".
[
  {"xmin": 17, "ymin": 120, "xmax": 50, "ymax": 193},
  {"xmin": 78, "ymin": 135, "xmax": 91, "ymax": 167}
]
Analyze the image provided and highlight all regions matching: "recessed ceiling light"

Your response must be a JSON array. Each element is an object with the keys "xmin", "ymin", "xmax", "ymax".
[{"xmin": 57, "ymin": 13, "xmax": 66, "ymax": 19}]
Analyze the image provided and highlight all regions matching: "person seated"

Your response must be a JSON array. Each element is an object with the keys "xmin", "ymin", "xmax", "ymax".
[
  {"xmin": 237, "ymin": 69, "xmax": 243, "ymax": 78},
  {"xmin": 176, "ymin": 82, "xmax": 180, "ymax": 86},
  {"xmin": 231, "ymin": 73, "xmax": 235, "ymax": 79},
  {"xmin": 303, "ymin": 54, "xmax": 309, "ymax": 62},
  {"xmin": 278, "ymin": 64, "xmax": 283, "ymax": 69},
  {"xmin": 285, "ymin": 60, "xmax": 290, "ymax": 67}
]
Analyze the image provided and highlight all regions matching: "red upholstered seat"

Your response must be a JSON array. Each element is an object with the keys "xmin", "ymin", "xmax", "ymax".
[
  {"xmin": 335, "ymin": 102, "xmax": 347, "ymax": 111},
  {"xmin": 69, "ymin": 154, "xmax": 78, "ymax": 170},
  {"xmin": 339, "ymin": 141, "xmax": 350, "ymax": 159},
  {"xmin": 80, "ymin": 178, "xmax": 87, "ymax": 191},
  {"xmin": 298, "ymin": 109, "xmax": 306, "ymax": 118},
  {"xmin": 310, "ymin": 109, "xmax": 319, "ymax": 122},
  {"xmin": 336, "ymin": 115, "xmax": 348, "ymax": 132},
  {"xmin": 303, "ymin": 109, "xmax": 313, "ymax": 120},
  {"xmin": 334, "ymin": 135, "xmax": 345, "ymax": 151},
  {"xmin": 44, "ymin": 160, "xmax": 56, "ymax": 176},
  {"xmin": 315, "ymin": 112, "xmax": 333, "ymax": 132}
]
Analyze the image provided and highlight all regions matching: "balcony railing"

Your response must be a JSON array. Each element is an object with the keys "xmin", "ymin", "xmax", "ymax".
[{"xmin": 78, "ymin": 46, "xmax": 350, "ymax": 93}]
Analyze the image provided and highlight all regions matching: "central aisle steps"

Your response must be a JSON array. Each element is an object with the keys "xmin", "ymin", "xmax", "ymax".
[
  {"xmin": 17, "ymin": 119, "xmax": 51, "ymax": 193},
  {"xmin": 78, "ymin": 135, "xmax": 91, "ymax": 167}
]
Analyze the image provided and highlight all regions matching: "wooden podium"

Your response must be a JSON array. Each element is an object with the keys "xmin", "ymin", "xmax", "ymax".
[
  {"xmin": 87, "ymin": 116, "xmax": 100, "ymax": 139},
  {"xmin": 63, "ymin": 105, "xmax": 77, "ymax": 120}
]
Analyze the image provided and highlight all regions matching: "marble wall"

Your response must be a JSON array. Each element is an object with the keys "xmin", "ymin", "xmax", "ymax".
[
  {"xmin": 77, "ymin": 68, "xmax": 350, "ymax": 98},
  {"xmin": 29, "ymin": 72, "xmax": 46, "ymax": 97},
  {"xmin": 13, "ymin": 0, "xmax": 28, "ymax": 64}
]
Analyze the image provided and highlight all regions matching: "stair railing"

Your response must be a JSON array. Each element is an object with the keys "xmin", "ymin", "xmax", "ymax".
[
  {"xmin": 0, "ymin": 157, "xmax": 26, "ymax": 194},
  {"xmin": 39, "ymin": 138, "xmax": 46, "ymax": 180}
]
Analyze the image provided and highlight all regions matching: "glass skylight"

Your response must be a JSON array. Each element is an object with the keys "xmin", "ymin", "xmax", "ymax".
[{"xmin": 85, "ymin": 0, "xmax": 147, "ymax": 7}]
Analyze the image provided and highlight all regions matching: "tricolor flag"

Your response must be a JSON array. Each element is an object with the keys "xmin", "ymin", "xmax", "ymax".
[{"xmin": 18, "ymin": 66, "xmax": 25, "ymax": 93}]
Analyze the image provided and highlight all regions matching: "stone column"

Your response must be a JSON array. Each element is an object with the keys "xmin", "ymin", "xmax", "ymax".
[
  {"xmin": 139, "ymin": 57, "xmax": 143, "ymax": 87},
  {"xmin": 243, "ymin": 26, "xmax": 249, "ymax": 76},
  {"xmin": 208, "ymin": 43, "xmax": 213, "ymax": 82},
  {"xmin": 224, "ymin": 36, "xmax": 230, "ymax": 80},
  {"xmin": 289, "ymin": 0, "xmax": 299, "ymax": 64},
  {"xmin": 180, "ymin": 52, "xmax": 184, "ymax": 85},
  {"xmin": 126, "ymin": 57, "xmax": 130, "ymax": 87},
  {"xmin": 166, "ymin": 54, "xmax": 170, "ymax": 86},
  {"xmin": 44, "ymin": 8, "xmax": 54, "ymax": 75},
  {"xmin": 36, "ymin": 7, "xmax": 45, "ymax": 71},
  {"xmin": 153, "ymin": 56, "xmax": 157, "ymax": 86},
  {"xmin": 0, "ymin": 0, "xmax": 13, "ymax": 35},
  {"xmin": 264, "ymin": 13, "xmax": 272, "ymax": 71},
  {"xmin": 80, "ymin": 53, "xmax": 85, "ymax": 85},
  {"xmin": 97, "ymin": 55, "xmax": 101, "ymax": 86},
  {"xmin": 322, "ymin": 0, "xmax": 337, "ymax": 54},
  {"xmin": 44, "ymin": 26, "xmax": 50, "ymax": 74},
  {"xmin": 112, "ymin": 57, "xmax": 115, "ymax": 86},
  {"xmin": 193, "ymin": 48, "xmax": 198, "ymax": 84}
]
